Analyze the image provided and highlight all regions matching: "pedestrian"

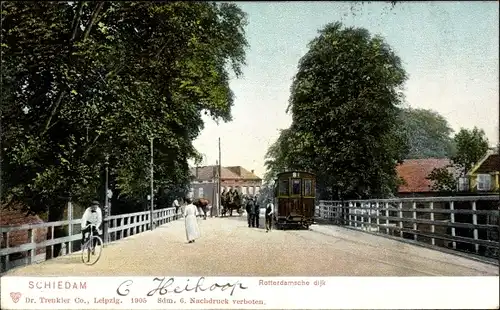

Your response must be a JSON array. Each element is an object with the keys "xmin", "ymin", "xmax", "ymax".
[
  {"xmin": 246, "ymin": 196, "xmax": 255, "ymax": 227},
  {"xmin": 172, "ymin": 198, "xmax": 180, "ymax": 215},
  {"xmin": 183, "ymin": 197, "xmax": 201, "ymax": 243},
  {"xmin": 265, "ymin": 199, "xmax": 274, "ymax": 232},
  {"xmin": 253, "ymin": 197, "xmax": 260, "ymax": 228}
]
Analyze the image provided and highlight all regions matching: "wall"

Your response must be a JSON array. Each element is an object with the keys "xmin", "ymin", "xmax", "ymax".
[
  {"xmin": 0, "ymin": 207, "xmax": 48, "ymax": 261},
  {"xmin": 190, "ymin": 182, "xmax": 216, "ymax": 204},
  {"xmin": 221, "ymin": 179, "xmax": 262, "ymax": 196}
]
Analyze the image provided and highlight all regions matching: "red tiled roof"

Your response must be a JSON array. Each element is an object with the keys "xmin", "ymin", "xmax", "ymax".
[
  {"xmin": 396, "ymin": 158, "xmax": 452, "ymax": 193},
  {"xmin": 191, "ymin": 165, "xmax": 261, "ymax": 181}
]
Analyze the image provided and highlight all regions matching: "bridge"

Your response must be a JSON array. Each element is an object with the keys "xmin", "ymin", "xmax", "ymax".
[{"xmin": 1, "ymin": 196, "xmax": 498, "ymax": 276}]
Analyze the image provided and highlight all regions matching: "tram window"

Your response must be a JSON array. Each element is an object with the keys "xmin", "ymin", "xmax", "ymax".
[
  {"xmin": 279, "ymin": 179, "xmax": 289, "ymax": 196},
  {"xmin": 304, "ymin": 179, "xmax": 312, "ymax": 196},
  {"xmin": 292, "ymin": 179, "xmax": 301, "ymax": 195}
]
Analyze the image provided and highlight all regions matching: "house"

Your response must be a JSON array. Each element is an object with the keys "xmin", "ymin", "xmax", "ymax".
[
  {"xmin": 189, "ymin": 165, "xmax": 262, "ymax": 213},
  {"xmin": 466, "ymin": 150, "xmax": 500, "ymax": 193},
  {"xmin": 396, "ymin": 158, "xmax": 457, "ymax": 197},
  {"xmin": 396, "ymin": 157, "xmax": 498, "ymax": 254}
]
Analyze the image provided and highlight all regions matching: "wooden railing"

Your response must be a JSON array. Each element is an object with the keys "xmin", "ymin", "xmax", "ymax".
[
  {"xmin": 0, "ymin": 207, "xmax": 179, "ymax": 273},
  {"xmin": 317, "ymin": 196, "xmax": 499, "ymax": 260}
]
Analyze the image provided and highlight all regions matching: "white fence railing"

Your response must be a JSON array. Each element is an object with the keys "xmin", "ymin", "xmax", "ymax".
[
  {"xmin": 0, "ymin": 207, "xmax": 179, "ymax": 273},
  {"xmin": 317, "ymin": 196, "xmax": 499, "ymax": 260}
]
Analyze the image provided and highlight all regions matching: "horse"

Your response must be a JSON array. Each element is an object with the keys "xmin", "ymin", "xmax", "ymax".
[
  {"xmin": 193, "ymin": 198, "xmax": 210, "ymax": 220},
  {"xmin": 221, "ymin": 192, "xmax": 243, "ymax": 217}
]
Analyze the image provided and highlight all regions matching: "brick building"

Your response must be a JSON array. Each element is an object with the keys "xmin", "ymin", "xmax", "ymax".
[
  {"xmin": 189, "ymin": 165, "xmax": 262, "ymax": 212},
  {"xmin": 0, "ymin": 204, "xmax": 48, "ymax": 272}
]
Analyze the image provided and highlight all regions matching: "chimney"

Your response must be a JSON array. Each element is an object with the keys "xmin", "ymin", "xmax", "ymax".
[
  {"xmin": 196, "ymin": 166, "xmax": 199, "ymax": 179},
  {"xmin": 251, "ymin": 169, "xmax": 254, "ymax": 174}
]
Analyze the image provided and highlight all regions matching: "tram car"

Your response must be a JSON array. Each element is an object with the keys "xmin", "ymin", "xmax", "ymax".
[{"xmin": 273, "ymin": 171, "xmax": 316, "ymax": 230}]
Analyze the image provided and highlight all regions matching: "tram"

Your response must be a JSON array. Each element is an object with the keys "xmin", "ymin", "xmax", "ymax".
[{"xmin": 273, "ymin": 171, "xmax": 316, "ymax": 230}]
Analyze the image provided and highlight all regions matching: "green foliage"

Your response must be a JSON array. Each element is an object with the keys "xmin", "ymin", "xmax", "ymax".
[
  {"xmin": 1, "ymin": 1, "xmax": 248, "ymax": 215},
  {"xmin": 452, "ymin": 127, "xmax": 490, "ymax": 175},
  {"xmin": 265, "ymin": 22, "xmax": 409, "ymax": 200},
  {"xmin": 426, "ymin": 166, "xmax": 457, "ymax": 191},
  {"xmin": 426, "ymin": 127, "xmax": 489, "ymax": 191},
  {"xmin": 400, "ymin": 108, "xmax": 456, "ymax": 159}
]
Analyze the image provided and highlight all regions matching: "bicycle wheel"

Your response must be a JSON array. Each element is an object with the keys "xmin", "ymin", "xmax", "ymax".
[
  {"xmin": 82, "ymin": 236, "xmax": 103, "ymax": 265},
  {"xmin": 81, "ymin": 241, "xmax": 91, "ymax": 264}
]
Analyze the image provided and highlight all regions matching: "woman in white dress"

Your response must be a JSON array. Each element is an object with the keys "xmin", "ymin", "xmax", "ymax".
[{"xmin": 183, "ymin": 198, "xmax": 201, "ymax": 243}]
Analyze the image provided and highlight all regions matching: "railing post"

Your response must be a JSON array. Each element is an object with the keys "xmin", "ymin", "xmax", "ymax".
[
  {"xmin": 376, "ymin": 202, "xmax": 380, "ymax": 232},
  {"xmin": 68, "ymin": 200, "xmax": 73, "ymax": 253},
  {"xmin": 2, "ymin": 231, "xmax": 10, "ymax": 271},
  {"xmin": 429, "ymin": 201, "xmax": 435, "ymax": 246},
  {"xmin": 412, "ymin": 201, "xmax": 417, "ymax": 241},
  {"xmin": 450, "ymin": 201, "xmax": 456, "ymax": 249},
  {"xmin": 28, "ymin": 228, "xmax": 35, "ymax": 264},
  {"xmin": 343, "ymin": 202, "xmax": 347, "ymax": 225},
  {"xmin": 50, "ymin": 226, "xmax": 55, "ymax": 258},
  {"xmin": 472, "ymin": 200, "xmax": 479, "ymax": 253},
  {"xmin": 360, "ymin": 203, "xmax": 365, "ymax": 230},
  {"xmin": 113, "ymin": 219, "xmax": 117, "ymax": 241},
  {"xmin": 368, "ymin": 203, "xmax": 372, "ymax": 231},
  {"xmin": 353, "ymin": 203, "xmax": 357, "ymax": 228},
  {"xmin": 385, "ymin": 202, "xmax": 389, "ymax": 234},
  {"xmin": 398, "ymin": 202, "xmax": 403, "ymax": 238}
]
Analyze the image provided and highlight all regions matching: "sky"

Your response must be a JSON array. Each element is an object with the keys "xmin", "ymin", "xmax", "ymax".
[{"xmin": 191, "ymin": 1, "xmax": 499, "ymax": 179}]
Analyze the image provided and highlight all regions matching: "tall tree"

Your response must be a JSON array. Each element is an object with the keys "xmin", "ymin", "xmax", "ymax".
[
  {"xmin": 426, "ymin": 127, "xmax": 490, "ymax": 190},
  {"xmin": 452, "ymin": 127, "xmax": 490, "ymax": 176},
  {"xmin": 400, "ymin": 108, "xmax": 456, "ymax": 159},
  {"xmin": 272, "ymin": 22, "xmax": 409, "ymax": 199},
  {"xmin": 1, "ymin": 1, "xmax": 248, "ymax": 216}
]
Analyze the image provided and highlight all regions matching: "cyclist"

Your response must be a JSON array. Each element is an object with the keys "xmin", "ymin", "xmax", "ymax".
[{"xmin": 81, "ymin": 200, "xmax": 102, "ymax": 252}]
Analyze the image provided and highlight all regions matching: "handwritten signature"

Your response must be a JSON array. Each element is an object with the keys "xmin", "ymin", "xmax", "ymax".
[{"xmin": 117, "ymin": 277, "xmax": 248, "ymax": 297}]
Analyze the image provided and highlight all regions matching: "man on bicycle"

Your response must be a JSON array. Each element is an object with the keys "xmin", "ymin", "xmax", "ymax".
[{"xmin": 81, "ymin": 200, "xmax": 102, "ymax": 251}]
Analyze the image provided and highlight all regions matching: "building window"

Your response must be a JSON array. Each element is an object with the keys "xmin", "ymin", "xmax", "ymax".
[
  {"xmin": 221, "ymin": 187, "xmax": 225, "ymax": 193},
  {"xmin": 477, "ymin": 174, "xmax": 492, "ymax": 191},
  {"xmin": 255, "ymin": 186, "xmax": 260, "ymax": 194},
  {"xmin": 458, "ymin": 177, "xmax": 469, "ymax": 191},
  {"xmin": 198, "ymin": 187, "xmax": 204, "ymax": 198},
  {"xmin": 189, "ymin": 187, "xmax": 194, "ymax": 198},
  {"xmin": 249, "ymin": 187, "xmax": 254, "ymax": 195},
  {"xmin": 242, "ymin": 186, "xmax": 247, "ymax": 195}
]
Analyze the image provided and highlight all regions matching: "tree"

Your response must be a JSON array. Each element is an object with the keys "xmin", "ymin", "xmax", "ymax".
[
  {"xmin": 452, "ymin": 127, "xmax": 490, "ymax": 176},
  {"xmin": 265, "ymin": 22, "xmax": 409, "ymax": 200},
  {"xmin": 263, "ymin": 126, "xmax": 311, "ymax": 183},
  {"xmin": 426, "ymin": 127, "xmax": 490, "ymax": 190},
  {"xmin": 400, "ymin": 108, "xmax": 455, "ymax": 159},
  {"xmin": 1, "ymin": 1, "xmax": 248, "ymax": 217},
  {"xmin": 426, "ymin": 167, "xmax": 457, "ymax": 191}
]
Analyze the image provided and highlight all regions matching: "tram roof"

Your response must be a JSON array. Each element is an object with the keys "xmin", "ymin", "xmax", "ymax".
[{"xmin": 276, "ymin": 170, "xmax": 316, "ymax": 178}]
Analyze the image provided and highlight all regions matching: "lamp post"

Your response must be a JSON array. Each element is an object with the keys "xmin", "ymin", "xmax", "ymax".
[{"xmin": 104, "ymin": 154, "xmax": 109, "ymax": 244}]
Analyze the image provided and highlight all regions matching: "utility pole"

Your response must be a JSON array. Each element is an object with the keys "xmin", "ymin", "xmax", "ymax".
[{"xmin": 150, "ymin": 137, "xmax": 154, "ymax": 230}]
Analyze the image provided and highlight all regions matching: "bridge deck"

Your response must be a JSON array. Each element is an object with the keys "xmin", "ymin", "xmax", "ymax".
[{"xmin": 5, "ymin": 216, "xmax": 498, "ymax": 277}]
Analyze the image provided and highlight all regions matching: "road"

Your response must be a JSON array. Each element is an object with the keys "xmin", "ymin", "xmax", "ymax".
[{"xmin": 5, "ymin": 215, "xmax": 498, "ymax": 276}]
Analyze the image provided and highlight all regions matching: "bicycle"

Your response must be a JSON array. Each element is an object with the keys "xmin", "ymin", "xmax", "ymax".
[{"xmin": 81, "ymin": 224, "xmax": 103, "ymax": 265}]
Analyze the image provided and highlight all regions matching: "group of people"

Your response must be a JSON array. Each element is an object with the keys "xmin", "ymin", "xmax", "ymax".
[
  {"xmin": 245, "ymin": 196, "xmax": 274, "ymax": 233},
  {"xmin": 79, "ymin": 194, "xmax": 275, "ymax": 247}
]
